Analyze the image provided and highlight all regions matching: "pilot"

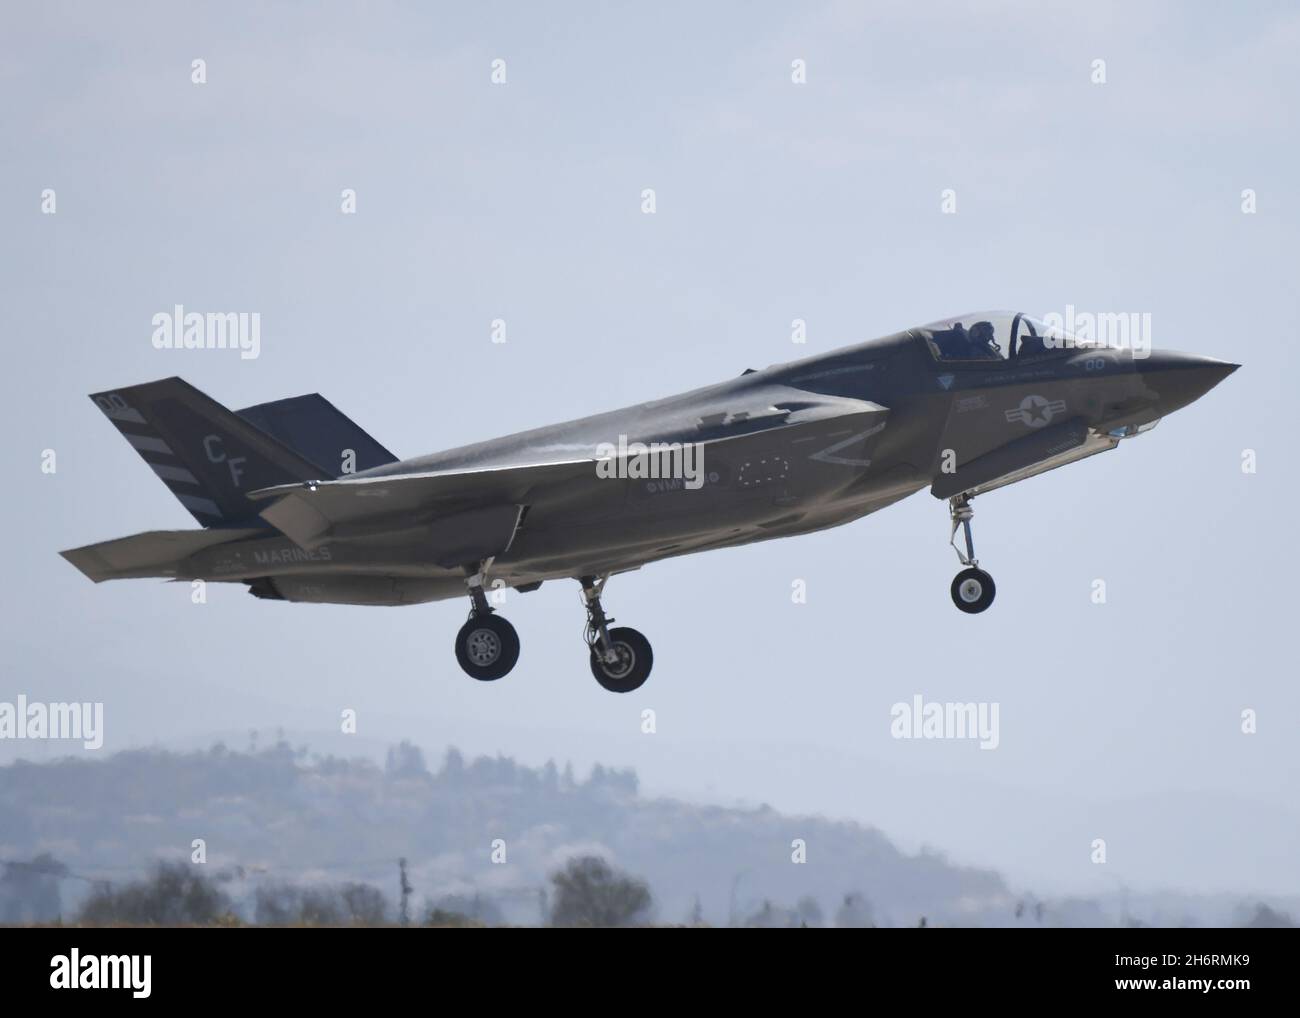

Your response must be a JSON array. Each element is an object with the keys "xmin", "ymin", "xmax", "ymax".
[{"xmin": 969, "ymin": 320, "xmax": 998, "ymax": 358}]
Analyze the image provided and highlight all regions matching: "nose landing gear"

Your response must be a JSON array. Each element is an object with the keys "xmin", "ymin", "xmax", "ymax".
[
  {"xmin": 948, "ymin": 495, "xmax": 995, "ymax": 614},
  {"xmin": 581, "ymin": 575, "xmax": 653, "ymax": 693}
]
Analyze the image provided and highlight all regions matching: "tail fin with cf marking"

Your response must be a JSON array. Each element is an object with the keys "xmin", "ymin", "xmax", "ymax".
[{"xmin": 90, "ymin": 377, "xmax": 328, "ymax": 526}]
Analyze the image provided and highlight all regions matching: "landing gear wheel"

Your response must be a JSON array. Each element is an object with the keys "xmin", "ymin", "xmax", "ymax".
[
  {"xmin": 589, "ymin": 627, "xmax": 653, "ymax": 693},
  {"xmin": 455, "ymin": 613, "xmax": 520, "ymax": 681},
  {"xmin": 951, "ymin": 568, "xmax": 996, "ymax": 614}
]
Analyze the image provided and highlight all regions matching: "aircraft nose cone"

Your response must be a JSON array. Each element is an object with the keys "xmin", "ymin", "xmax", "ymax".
[{"xmin": 1135, "ymin": 351, "xmax": 1239, "ymax": 415}]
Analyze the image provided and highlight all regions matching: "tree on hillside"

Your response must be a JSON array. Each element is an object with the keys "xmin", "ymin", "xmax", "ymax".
[
  {"xmin": 440, "ymin": 747, "xmax": 465, "ymax": 780},
  {"xmin": 79, "ymin": 862, "xmax": 232, "ymax": 926},
  {"xmin": 256, "ymin": 881, "xmax": 390, "ymax": 926},
  {"xmin": 0, "ymin": 854, "xmax": 68, "ymax": 923},
  {"xmin": 429, "ymin": 892, "xmax": 504, "ymax": 926},
  {"xmin": 1241, "ymin": 903, "xmax": 1295, "ymax": 928},
  {"xmin": 743, "ymin": 899, "xmax": 800, "ymax": 928},
  {"xmin": 339, "ymin": 882, "xmax": 389, "ymax": 925},
  {"xmin": 385, "ymin": 741, "xmax": 428, "ymax": 779},
  {"xmin": 835, "ymin": 891, "xmax": 875, "ymax": 928},
  {"xmin": 549, "ymin": 856, "xmax": 652, "ymax": 927}
]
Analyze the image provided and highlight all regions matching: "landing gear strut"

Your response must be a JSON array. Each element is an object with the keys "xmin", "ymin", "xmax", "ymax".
[
  {"xmin": 580, "ymin": 575, "xmax": 653, "ymax": 693},
  {"xmin": 948, "ymin": 495, "xmax": 996, "ymax": 614},
  {"xmin": 454, "ymin": 564, "xmax": 520, "ymax": 680}
]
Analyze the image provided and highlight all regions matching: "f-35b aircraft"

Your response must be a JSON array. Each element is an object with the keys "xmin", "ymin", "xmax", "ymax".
[{"xmin": 63, "ymin": 311, "xmax": 1236, "ymax": 692}]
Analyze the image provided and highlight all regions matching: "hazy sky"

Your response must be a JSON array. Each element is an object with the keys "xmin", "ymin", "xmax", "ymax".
[{"xmin": 3, "ymin": 1, "xmax": 1297, "ymax": 897}]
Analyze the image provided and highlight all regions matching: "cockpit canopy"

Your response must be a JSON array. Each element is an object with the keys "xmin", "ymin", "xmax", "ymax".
[{"xmin": 916, "ymin": 310, "xmax": 1089, "ymax": 363}]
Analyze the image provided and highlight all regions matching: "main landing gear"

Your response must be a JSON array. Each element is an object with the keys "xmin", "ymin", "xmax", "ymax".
[
  {"xmin": 581, "ymin": 575, "xmax": 653, "ymax": 693},
  {"xmin": 451, "ymin": 566, "xmax": 654, "ymax": 692},
  {"xmin": 454, "ymin": 566, "xmax": 520, "ymax": 681},
  {"xmin": 948, "ymin": 494, "xmax": 996, "ymax": 614}
]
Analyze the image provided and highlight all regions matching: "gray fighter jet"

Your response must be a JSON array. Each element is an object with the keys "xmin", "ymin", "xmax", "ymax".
[{"xmin": 62, "ymin": 310, "xmax": 1236, "ymax": 692}]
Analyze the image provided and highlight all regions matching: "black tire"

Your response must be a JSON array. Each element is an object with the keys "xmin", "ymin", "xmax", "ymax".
[
  {"xmin": 589, "ymin": 627, "xmax": 653, "ymax": 693},
  {"xmin": 951, "ymin": 568, "xmax": 996, "ymax": 614},
  {"xmin": 455, "ymin": 613, "xmax": 520, "ymax": 681}
]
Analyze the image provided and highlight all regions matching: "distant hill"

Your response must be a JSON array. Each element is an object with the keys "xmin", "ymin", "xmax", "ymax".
[
  {"xmin": 2, "ymin": 742, "xmax": 1294, "ymax": 927},
  {"xmin": 0, "ymin": 740, "xmax": 1018, "ymax": 925}
]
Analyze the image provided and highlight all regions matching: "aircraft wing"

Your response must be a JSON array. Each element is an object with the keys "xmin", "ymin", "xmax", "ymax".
[
  {"xmin": 250, "ymin": 391, "xmax": 890, "ymax": 554},
  {"xmin": 249, "ymin": 459, "xmax": 595, "ymax": 552}
]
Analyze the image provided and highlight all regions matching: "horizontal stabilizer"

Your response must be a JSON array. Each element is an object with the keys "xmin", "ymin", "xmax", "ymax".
[
  {"xmin": 236, "ymin": 394, "xmax": 397, "ymax": 476},
  {"xmin": 61, "ymin": 527, "xmax": 264, "ymax": 582}
]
